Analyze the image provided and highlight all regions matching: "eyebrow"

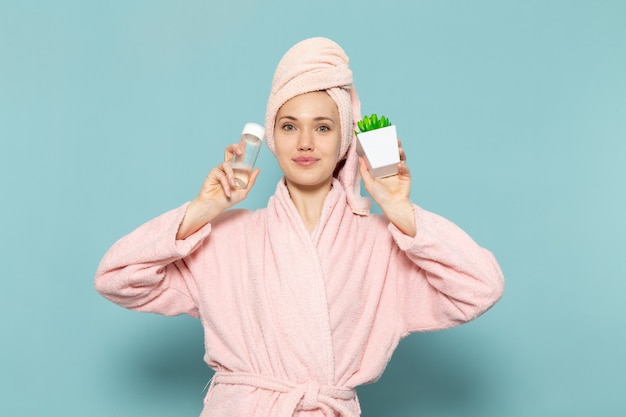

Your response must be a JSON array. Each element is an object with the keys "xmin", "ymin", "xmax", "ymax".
[{"xmin": 277, "ymin": 116, "xmax": 336, "ymax": 124}]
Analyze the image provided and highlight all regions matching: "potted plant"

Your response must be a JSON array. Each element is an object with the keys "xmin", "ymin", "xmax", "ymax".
[{"xmin": 355, "ymin": 113, "xmax": 400, "ymax": 178}]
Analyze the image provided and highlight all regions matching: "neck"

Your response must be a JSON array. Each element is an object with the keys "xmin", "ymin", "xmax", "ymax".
[{"xmin": 284, "ymin": 178, "xmax": 333, "ymax": 233}]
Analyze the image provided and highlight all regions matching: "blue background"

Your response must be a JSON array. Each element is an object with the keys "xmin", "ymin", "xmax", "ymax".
[{"xmin": 1, "ymin": 1, "xmax": 625, "ymax": 416}]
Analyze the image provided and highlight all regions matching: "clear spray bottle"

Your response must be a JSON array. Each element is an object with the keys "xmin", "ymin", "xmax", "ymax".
[{"xmin": 232, "ymin": 122, "xmax": 264, "ymax": 189}]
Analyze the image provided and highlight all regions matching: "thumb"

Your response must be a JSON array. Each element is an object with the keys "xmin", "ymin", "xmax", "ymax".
[{"xmin": 246, "ymin": 168, "xmax": 261, "ymax": 190}]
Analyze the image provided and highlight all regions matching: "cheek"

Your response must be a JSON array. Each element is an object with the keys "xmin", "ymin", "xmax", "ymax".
[
  {"xmin": 273, "ymin": 131, "xmax": 287, "ymax": 154},
  {"xmin": 333, "ymin": 132, "xmax": 343, "ymax": 159},
  {"xmin": 273, "ymin": 138, "xmax": 292, "ymax": 170}
]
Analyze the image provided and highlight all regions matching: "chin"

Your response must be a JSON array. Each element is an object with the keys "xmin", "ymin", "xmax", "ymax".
[{"xmin": 285, "ymin": 175, "xmax": 333, "ymax": 190}]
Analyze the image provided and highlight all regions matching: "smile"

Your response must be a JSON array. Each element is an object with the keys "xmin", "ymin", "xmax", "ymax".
[{"xmin": 293, "ymin": 157, "xmax": 319, "ymax": 166}]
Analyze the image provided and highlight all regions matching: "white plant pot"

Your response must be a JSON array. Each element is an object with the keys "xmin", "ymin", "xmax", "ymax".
[{"xmin": 356, "ymin": 125, "xmax": 400, "ymax": 178}]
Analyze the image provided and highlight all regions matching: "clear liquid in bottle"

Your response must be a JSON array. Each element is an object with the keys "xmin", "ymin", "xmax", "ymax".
[{"xmin": 232, "ymin": 123, "xmax": 264, "ymax": 189}]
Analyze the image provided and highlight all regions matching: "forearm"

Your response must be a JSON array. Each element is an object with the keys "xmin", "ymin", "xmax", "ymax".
[
  {"xmin": 176, "ymin": 199, "xmax": 224, "ymax": 240},
  {"xmin": 177, "ymin": 161, "xmax": 260, "ymax": 240},
  {"xmin": 381, "ymin": 200, "xmax": 416, "ymax": 237}
]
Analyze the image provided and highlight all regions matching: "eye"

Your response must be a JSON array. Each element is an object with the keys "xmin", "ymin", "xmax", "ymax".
[
  {"xmin": 281, "ymin": 123, "xmax": 296, "ymax": 132},
  {"xmin": 317, "ymin": 125, "xmax": 330, "ymax": 132}
]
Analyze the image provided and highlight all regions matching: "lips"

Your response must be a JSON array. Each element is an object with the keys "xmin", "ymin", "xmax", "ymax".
[{"xmin": 293, "ymin": 156, "xmax": 319, "ymax": 166}]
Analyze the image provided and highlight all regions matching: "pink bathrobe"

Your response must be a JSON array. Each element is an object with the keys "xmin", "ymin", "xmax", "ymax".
[{"xmin": 95, "ymin": 179, "xmax": 504, "ymax": 416}]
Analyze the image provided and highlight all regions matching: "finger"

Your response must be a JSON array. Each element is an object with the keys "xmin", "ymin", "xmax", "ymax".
[
  {"xmin": 221, "ymin": 161, "xmax": 236, "ymax": 187},
  {"xmin": 397, "ymin": 138, "xmax": 406, "ymax": 162},
  {"xmin": 213, "ymin": 168, "xmax": 233, "ymax": 198},
  {"xmin": 397, "ymin": 160, "xmax": 411, "ymax": 177},
  {"xmin": 224, "ymin": 143, "xmax": 242, "ymax": 162},
  {"xmin": 246, "ymin": 168, "xmax": 261, "ymax": 191}
]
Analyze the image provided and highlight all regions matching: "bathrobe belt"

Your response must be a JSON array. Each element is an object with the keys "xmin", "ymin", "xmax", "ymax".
[{"xmin": 212, "ymin": 371, "xmax": 358, "ymax": 416}]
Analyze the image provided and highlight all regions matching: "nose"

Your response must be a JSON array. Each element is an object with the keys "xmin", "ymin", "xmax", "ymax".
[{"xmin": 297, "ymin": 129, "xmax": 313, "ymax": 151}]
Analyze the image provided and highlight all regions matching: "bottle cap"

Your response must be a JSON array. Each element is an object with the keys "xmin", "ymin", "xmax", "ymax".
[{"xmin": 242, "ymin": 122, "xmax": 265, "ymax": 141}]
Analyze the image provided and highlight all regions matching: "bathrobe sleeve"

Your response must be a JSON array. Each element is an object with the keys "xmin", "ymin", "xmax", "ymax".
[
  {"xmin": 387, "ymin": 205, "xmax": 505, "ymax": 334},
  {"xmin": 94, "ymin": 203, "xmax": 209, "ymax": 318}
]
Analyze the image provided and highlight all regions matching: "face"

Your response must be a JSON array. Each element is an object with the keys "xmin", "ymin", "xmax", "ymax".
[{"xmin": 274, "ymin": 91, "xmax": 342, "ymax": 192}]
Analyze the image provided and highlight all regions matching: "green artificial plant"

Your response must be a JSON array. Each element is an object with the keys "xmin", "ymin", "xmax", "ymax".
[{"xmin": 356, "ymin": 113, "xmax": 392, "ymax": 134}]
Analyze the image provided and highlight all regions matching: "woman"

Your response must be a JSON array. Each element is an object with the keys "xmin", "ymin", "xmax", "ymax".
[{"xmin": 95, "ymin": 37, "xmax": 504, "ymax": 417}]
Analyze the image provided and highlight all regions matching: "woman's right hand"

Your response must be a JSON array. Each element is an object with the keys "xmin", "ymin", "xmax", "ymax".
[{"xmin": 176, "ymin": 143, "xmax": 260, "ymax": 240}]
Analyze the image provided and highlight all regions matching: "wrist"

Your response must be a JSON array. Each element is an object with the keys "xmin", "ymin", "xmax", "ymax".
[
  {"xmin": 382, "ymin": 200, "xmax": 416, "ymax": 237},
  {"xmin": 176, "ymin": 199, "xmax": 220, "ymax": 240}
]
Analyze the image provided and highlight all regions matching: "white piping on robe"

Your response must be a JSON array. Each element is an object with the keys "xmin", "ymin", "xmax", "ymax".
[{"xmin": 212, "ymin": 371, "xmax": 358, "ymax": 416}]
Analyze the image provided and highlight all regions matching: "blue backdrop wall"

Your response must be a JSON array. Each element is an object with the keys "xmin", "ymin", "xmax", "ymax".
[{"xmin": 1, "ymin": 1, "xmax": 625, "ymax": 416}]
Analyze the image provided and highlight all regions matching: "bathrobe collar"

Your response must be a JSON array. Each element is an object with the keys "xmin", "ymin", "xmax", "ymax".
[{"xmin": 264, "ymin": 178, "xmax": 348, "ymax": 385}]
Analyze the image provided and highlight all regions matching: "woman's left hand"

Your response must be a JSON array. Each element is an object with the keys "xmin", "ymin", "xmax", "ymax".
[{"xmin": 359, "ymin": 138, "xmax": 417, "ymax": 237}]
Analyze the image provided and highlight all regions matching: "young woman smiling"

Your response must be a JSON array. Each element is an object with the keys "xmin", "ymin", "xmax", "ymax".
[{"xmin": 95, "ymin": 37, "xmax": 504, "ymax": 417}]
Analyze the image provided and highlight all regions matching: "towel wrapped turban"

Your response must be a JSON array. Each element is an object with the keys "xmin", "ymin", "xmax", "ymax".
[{"xmin": 264, "ymin": 37, "xmax": 371, "ymax": 215}]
